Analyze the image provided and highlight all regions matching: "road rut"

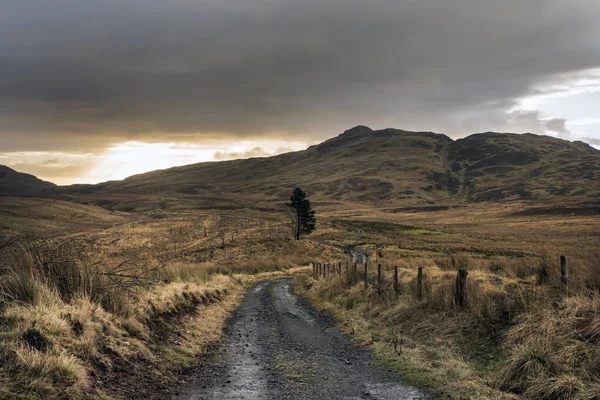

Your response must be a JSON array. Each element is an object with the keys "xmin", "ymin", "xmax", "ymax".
[{"xmin": 174, "ymin": 278, "xmax": 427, "ymax": 400}]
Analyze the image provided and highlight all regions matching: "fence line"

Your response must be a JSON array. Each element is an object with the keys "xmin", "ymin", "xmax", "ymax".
[{"xmin": 310, "ymin": 255, "xmax": 570, "ymax": 308}]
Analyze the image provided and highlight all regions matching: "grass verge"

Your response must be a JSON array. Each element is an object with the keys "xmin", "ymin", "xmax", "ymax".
[
  {"xmin": 0, "ymin": 234, "xmax": 315, "ymax": 399},
  {"xmin": 296, "ymin": 251, "xmax": 600, "ymax": 400}
]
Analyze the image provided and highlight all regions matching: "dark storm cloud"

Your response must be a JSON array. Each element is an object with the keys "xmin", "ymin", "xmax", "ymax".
[{"xmin": 1, "ymin": 0, "xmax": 599, "ymax": 151}]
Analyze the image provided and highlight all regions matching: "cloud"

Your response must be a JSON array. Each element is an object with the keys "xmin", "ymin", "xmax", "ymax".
[
  {"xmin": 461, "ymin": 109, "xmax": 572, "ymax": 138},
  {"xmin": 0, "ymin": 0, "xmax": 599, "ymax": 153},
  {"xmin": 41, "ymin": 158, "xmax": 59, "ymax": 165},
  {"xmin": 214, "ymin": 146, "xmax": 281, "ymax": 160},
  {"xmin": 545, "ymin": 118, "xmax": 570, "ymax": 135},
  {"xmin": 8, "ymin": 162, "xmax": 89, "ymax": 184}
]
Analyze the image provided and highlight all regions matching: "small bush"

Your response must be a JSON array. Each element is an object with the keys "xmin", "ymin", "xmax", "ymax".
[{"xmin": 499, "ymin": 340, "xmax": 562, "ymax": 393}]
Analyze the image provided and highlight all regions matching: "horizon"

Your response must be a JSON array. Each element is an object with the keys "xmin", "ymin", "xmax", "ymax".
[
  {"xmin": 2, "ymin": 1, "xmax": 600, "ymax": 184},
  {"xmin": 3, "ymin": 126, "xmax": 599, "ymax": 187}
]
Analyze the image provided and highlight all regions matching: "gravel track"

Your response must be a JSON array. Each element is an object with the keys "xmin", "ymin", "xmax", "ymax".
[{"xmin": 174, "ymin": 278, "xmax": 427, "ymax": 400}]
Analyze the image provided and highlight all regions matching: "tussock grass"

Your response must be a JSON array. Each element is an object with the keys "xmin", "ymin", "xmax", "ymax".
[
  {"xmin": 0, "ymin": 224, "xmax": 324, "ymax": 399},
  {"xmin": 498, "ymin": 295, "xmax": 600, "ymax": 399},
  {"xmin": 0, "ymin": 239, "xmax": 131, "ymax": 315},
  {"xmin": 301, "ymin": 247, "xmax": 600, "ymax": 399},
  {"xmin": 2, "ymin": 198, "xmax": 598, "ymax": 398}
]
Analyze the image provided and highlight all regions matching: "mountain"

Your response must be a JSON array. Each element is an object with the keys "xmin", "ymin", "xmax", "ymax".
[
  {"xmin": 448, "ymin": 132, "xmax": 600, "ymax": 202},
  {"xmin": 52, "ymin": 126, "xmax": 600, "ymax": 210},
  {"xmin": 0, "ymin": 165, "xmax": 56, "ymax": 197}
]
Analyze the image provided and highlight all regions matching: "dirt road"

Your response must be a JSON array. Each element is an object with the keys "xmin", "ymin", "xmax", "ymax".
[{"xmin": 174, "ymin": 278, "xmax": 427, "ymax": 400}]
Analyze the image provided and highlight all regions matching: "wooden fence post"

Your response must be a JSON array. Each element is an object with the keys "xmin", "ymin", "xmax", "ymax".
[
  {"xmin": 394, "ymin": 266, "xmax": 400, "ymax": 297},
  {"xmin": 455, "ymin": 269, "xmax": 468, "ymax": 308},
  {"xmin": 364, "ymin": 263, "xmax": 368, "ymax": 288},
  {"xmin": 561, "ymin": 256, "xmax": 568, "ymax": 296},
  {"xmin": 377, "ymin": 264, "xmax": 383, "ymax": 295},
  {"xmin": 417, "ymin": 267, "xmax": 423, "ymax": 300},
  {"xmin": 353, "ymin": 263, "xmax": 358, "ymax": 285},
  {"xmin": 338, "ymin": 262, "xmax": 342, "ymax": 276}
]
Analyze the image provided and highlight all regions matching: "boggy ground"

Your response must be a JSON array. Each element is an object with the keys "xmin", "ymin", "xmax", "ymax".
[{"xmin": 175, "ymin": 278, "xmax": 427, "ymax": 400}]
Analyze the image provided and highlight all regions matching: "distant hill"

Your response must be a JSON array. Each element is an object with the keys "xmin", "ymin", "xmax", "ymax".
[
  {"xmin": 447, "ymin": 132, "xmax": 600, "ymax": 203},
  {"xmin": 52, "ymin": 126, "xmax": 600, "ymax": 210},
  {"xmin": 0, "ymin": 197, "xmax": 127, "ymax": 238},
  {"xmin": 0, "ymin": 165, "xmax": 56, "ymax": 197}
]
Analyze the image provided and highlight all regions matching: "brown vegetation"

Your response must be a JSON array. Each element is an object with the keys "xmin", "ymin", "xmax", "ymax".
[
  {"xmin": 1, "ymin": 127, "xmax": 599, "ymax": 399},
  {"xmin": 300, "ymin": 220, "xmax": 600, "ymax": 399},
  {"xmin": 0, "ymin": 208, "xmax": 336, "ymax": 399},
  {"xmin": 45, "ymin": 128, "xmax": 600, "ymax": 210}
]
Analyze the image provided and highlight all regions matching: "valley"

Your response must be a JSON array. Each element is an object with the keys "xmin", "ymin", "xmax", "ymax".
[{"xmin": 1, "ymin": 127, "xmax": 599, "ymax": 399}]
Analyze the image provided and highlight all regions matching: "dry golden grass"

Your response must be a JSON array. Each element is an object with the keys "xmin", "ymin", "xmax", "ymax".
[
  {"xmin": 0, "ymin": 207, "xmax": 333, "ymax": 399},
  {"xmin": 2, "ymin": 193, "xmax": 599, "ymax": 399},
  {"xmin": 0, "ymin": 197, "xmax": 127, "ymax": 238},
  {"xmin": 298, "ymin": 203, "xmax": 600, "ymax": 399}
]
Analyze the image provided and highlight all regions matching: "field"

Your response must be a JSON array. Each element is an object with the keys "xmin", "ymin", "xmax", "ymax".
[
  {"xmin": 300, "ymin": 202, "xmax": 600, "ymax": 399},
  {"xmin": 1, "ymin": 195, "xmax": 599, "ymax": 399},
  {"xmin": 0, "ymin": 197, "xmax": 343, "ymax": 399}
]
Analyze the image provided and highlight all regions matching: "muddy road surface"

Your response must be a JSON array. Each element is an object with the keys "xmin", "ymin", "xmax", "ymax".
[{"xmin": 174, "ymin": 278, "xmax": 427, "ymax": 400}]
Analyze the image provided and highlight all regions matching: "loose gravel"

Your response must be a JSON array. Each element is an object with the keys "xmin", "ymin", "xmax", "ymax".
[{"xmin": 174, "ymin": 278, "xmax": 427, "ymax": 400}]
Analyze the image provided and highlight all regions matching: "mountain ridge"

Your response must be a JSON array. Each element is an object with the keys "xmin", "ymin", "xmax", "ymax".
[
  {"xmin": 0, "ymin": 165, "xmax": 57, "ymax": 197},
  {"xmin": 4, "ymin": 127, "xmax": 600, "ymax": 209}
]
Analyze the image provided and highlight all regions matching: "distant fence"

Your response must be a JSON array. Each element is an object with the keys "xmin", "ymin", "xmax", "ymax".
[{"xmin": 310, "ymin": 255, "xmax": 570, "ymax": 309}]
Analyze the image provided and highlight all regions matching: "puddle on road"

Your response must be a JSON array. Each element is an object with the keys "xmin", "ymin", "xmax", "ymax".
[
  {"xmin": 337, "ymin": 382, "xmax": 427, "ymax": 400},
  {"xmin": 362, "ymin": 382, "xmax": 428, "ymax": 399}
]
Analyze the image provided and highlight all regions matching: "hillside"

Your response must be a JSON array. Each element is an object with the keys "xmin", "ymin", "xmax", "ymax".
[
  {"xmin": 47, "ymin": 127, "xmax": 599, "ymax": 211},
  {"xmin": 0, "ymin": 165, "xmax": 56, "ymax": 197},
  {"xmin": 448, "ymin": 132, "xmax": 600, "ymax": 203},
  {"xmin": 0, "ymin": 197, "xmax": 128, "ymax": 238}
]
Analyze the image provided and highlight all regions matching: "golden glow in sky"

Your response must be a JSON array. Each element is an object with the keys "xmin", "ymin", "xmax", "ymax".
[
  {"xmin": 88, "ymin": 142, "xmax": 216, "ymax": 182},
  {"xmin": 0, "ymin": 140, "xmax": 308, "ymax": 185}
]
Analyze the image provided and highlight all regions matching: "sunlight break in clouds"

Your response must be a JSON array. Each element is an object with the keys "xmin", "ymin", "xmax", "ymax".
[
  {"xmin": 83, "ymin": 140, "xmax": 307, "ymax": 184},
  {"xmin": 515, "ymin": 68, "xmax": 600, "ymax": 143},
  {"xmin": 0, "ymin": 140, "xmax": 308, "ymax": 185}
]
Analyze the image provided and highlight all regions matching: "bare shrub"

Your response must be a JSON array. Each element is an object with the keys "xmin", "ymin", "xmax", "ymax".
[{"xmin": 0, "ymin": 238, "xmax": 163, "ymax": 316}]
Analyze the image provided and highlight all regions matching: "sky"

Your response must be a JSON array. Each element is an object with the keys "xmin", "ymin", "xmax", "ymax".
[{"xmin": 1, "ymin": 0, "xmax": 599, "ymax": 185}]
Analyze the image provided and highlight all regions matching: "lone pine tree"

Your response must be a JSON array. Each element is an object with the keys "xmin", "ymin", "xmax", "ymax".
[{"xmin": 286, "ymin": 187, "xmax": 316, "ymax": 240}]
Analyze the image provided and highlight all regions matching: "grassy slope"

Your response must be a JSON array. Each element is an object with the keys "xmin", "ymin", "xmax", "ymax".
[
  {"xmin": 0, "ymin": 206, "xmax": 345, "ymax": 399},
  {"xmin": 1, "ymin": 196, "xmax": 599, "ymax": 398},
  {"xmin": 447, "ymin": 132, "xmax": 600, "ymax": 203},
  {"xmin": 0, "ymin": 165, "xmax": 56, "ymax": 197},
  {"xmin": 2, "ymin": 126, "xmax": 600, "ymax": 398},
  {"xmin": 48, "ymin": 127, "xmax": 600, "ymax": 213},
  {"xmin": 295, "ymin": 205, "xmax": 600, "ymax": 400},
  {"xmin": 0, "ymin": 197, "xmax": 128, "ymax": 238}
]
